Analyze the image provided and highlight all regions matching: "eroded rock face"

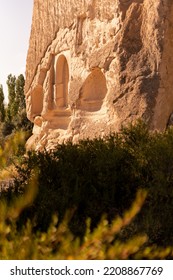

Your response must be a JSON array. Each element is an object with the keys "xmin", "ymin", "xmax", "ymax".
[{"xmin": 25, "ymin": 0, "xmax": 173, "ymax": 150}]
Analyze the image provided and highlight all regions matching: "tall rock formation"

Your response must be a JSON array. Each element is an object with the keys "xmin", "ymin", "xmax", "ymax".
[{"xmin": 25, "ymin": 0, "xmax": 173, "ymax": 150}]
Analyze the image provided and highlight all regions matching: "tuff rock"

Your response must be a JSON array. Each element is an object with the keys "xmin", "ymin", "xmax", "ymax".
[{"xmin": 25, "ymin": 0, "xmax": 173, "ymax": 150}]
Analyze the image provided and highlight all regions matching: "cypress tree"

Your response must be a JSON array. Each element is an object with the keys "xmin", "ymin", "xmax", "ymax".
[
  {"xmin": 0, "ymin": 84, "xmax": 5, "ymax": 122},
  {"xmin": 15, "ymin": 74, "xmax": 25, "ymax": 111},
  {"xmin": 6, "ymin": 74, "xmax": 16, "ymax": 121}
]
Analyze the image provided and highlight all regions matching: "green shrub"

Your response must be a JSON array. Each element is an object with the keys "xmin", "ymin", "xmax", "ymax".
[
  {"xmin": 0, "ymin": 121, "xmax": 170, "ymax": 248},
  {"xmin": 1, "ymin": 186, "xmax": 173, "ymax": 260}
]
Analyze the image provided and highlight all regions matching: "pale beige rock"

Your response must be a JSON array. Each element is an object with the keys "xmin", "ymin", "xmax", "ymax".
[{"xmin": 25, "ymin": 0, "xmax": 173, "ymax": 150}]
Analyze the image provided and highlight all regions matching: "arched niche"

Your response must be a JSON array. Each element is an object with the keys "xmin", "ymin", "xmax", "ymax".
[
  {"xmin": 77, "ymin": 68, "xmax": 107, "ymax": 112},
  {"xmin": 55, "ymin": 55, "xmax": 69, "ymax": 108},
  {"xmin": 31, "ymin": 85, "xmax": 43, "ymax": 117}
]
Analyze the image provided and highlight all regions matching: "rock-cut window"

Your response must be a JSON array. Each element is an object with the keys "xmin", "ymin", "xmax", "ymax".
[
  {"xmin": 31, "ymin": 85, "xmax": 43, "ymax": 117},
  {"xmin": 77, "ymin": 68, "xmax": 107, "ymax": 112},
  {"xmin": 55, "ymin": 55, "xmax": 69, "ymax": 108}
]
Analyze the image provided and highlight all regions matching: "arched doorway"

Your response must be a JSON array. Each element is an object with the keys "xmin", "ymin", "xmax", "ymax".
[{"xmin": 55, "ymin": 55, "xmax": 69, "ymax": 108}]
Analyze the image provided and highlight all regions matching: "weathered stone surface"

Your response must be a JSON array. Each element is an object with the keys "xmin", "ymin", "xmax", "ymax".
[{"xmin": 25, "ymin": 0, "xmax": 173, "ymax": 150}]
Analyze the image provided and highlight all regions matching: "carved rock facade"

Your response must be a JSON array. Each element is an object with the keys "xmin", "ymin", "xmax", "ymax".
[{"xmin": 25, "ymin": 0, "xmax": 173, "ymax": 150}]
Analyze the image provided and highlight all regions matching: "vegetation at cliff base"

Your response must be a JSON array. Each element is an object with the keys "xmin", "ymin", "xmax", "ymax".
[{"xmin": 1, "ymin": 121, "xmax": 173, "ymax": 259}]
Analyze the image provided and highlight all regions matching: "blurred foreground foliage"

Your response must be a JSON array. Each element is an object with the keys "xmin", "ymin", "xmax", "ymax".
[
  {"xmin": 1, "ymin": 121, "xmax": 173, "ymax": 259},
  {"xmin": 0, "ymin": 184, "xmax": 173, "ymax": 260}
]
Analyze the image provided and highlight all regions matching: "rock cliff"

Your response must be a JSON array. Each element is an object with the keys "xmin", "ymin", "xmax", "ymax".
[{"xmin": 25, "ymin": 0, "xmax": 173, "ymax": 150}]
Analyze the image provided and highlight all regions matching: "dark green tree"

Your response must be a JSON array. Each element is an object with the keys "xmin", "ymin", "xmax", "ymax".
[
  {"xmin": 0, "ymin": 85, "xmax": 5, "ymax": 122},
  {"xmin": 15, "ymin": 74, "xmax": 25, "ymax": 111},
  {"xmin": 6, "ymin": 74, "xmax": 16, "ymax": 122},
  {"xmin": 2, "ymin": 74, "xmax": 32, "ymax": 136},
  {"xmin": 13, "ymin": 74, "xmax": 32, "ymax": 131}
]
